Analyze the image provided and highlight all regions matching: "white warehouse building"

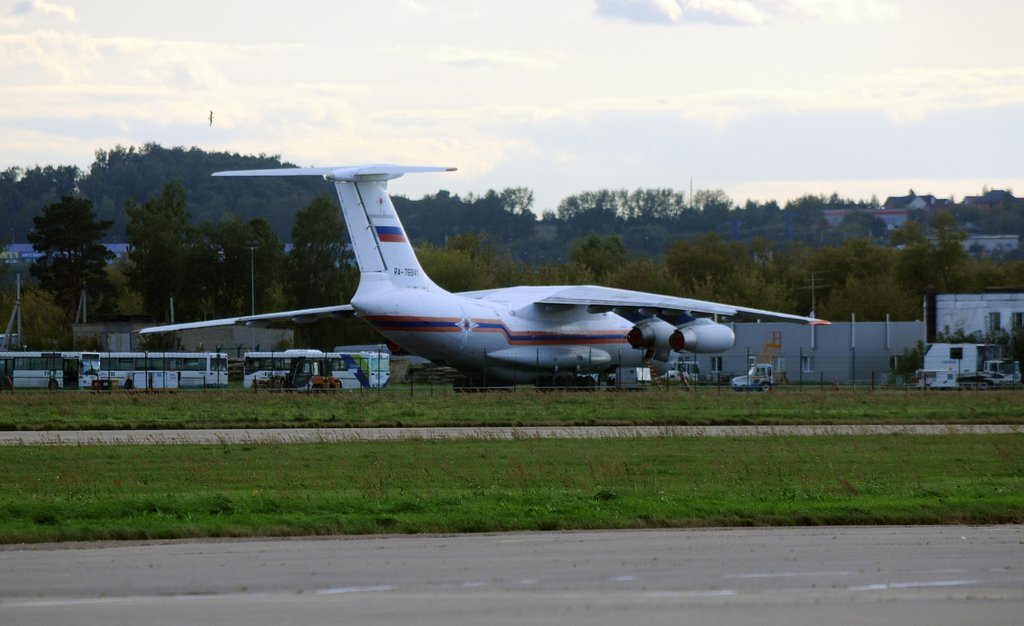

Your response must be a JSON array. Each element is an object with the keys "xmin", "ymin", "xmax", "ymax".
[
  {"xmin": 926, "ymin": 290, "xmax": 1024, "ymax": 342},
  {"xmin": 678, "ymin": 319, "xmax": 923, "ymax": 386}
]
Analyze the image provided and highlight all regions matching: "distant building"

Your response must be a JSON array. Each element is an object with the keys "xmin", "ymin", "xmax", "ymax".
[
  {"xmin": 676, "ymin": 320, "xmax": 923, "ymax": 386},
  {"xmin": 2, "ymin": 242, "xmax": 129, "ymax": 265},
  {"xmin": 924, "ymin": 290, "xmax": 1024, "ymax": 343},
  {"xmin": 962, "ymin": 190, "xmax": 1016, "ymax": 209},
  {"xmin": 74, "ymin": 319, "xmax": 293, "ymax": 356},
  {"xmin": 882, "ymin": 193, "xmax": 952, "ymax": 211},
  {"xmin": 963, "ymin": 234, "xmax": 1019, "ymax": 256},
  {"xmin": 821, "ymin": 207, "xmax": 908, "ymax": 232}
]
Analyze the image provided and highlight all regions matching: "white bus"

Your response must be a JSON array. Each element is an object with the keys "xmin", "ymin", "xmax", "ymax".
[
  {"xmin": 0, "ymin": 351, "xmax": 83, "ymax": 390},
  {"xmin": 243, "ymin": 349, "xmax": 390, "ymax": 389},
  {"xmin": 79, "ymin": 352, "xmax": 229, "ymax": 390}
]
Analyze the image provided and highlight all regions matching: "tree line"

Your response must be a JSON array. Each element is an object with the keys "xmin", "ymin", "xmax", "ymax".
[
  {"xmin": 3, "ymin": 143, "xmax": 1023, "ymax": 352},
  {"xmin": 4, "ymin": 178, "xmax": 1022, "ymax": 352},
  {"xmin": 4, "ymin": 144, "xmax": 1024, "ymax": 264}
]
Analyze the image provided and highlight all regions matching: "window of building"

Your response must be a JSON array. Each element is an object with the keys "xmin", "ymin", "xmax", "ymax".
[
  {"xmin": 801, "ymin": 355, "xmax": 814, "ymax": 373},
  {"xmin": 1013, "ymin": 312, "xmax": 1023, "ymax": 331},
  {"xmin": 950, "ymin": 347, "xmax": 963, "ymax": 360},
  {"xmin": 988, "ymin": 312, "xmax": 1002, "ymax": 332},
  {"xmin": 709, "ymin": 356, "xmax": 723, "ymax": 372}
]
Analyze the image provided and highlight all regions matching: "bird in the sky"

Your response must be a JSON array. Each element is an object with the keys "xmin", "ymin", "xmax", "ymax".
[{"xmin": 209, "ymin": 110, "xmax": 213, "ymax": 126}]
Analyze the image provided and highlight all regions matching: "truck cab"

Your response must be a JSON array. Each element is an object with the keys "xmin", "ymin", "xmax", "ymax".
[{"xmin": 731, "ymin": 362, "xmax": 774, "ymax": 392}]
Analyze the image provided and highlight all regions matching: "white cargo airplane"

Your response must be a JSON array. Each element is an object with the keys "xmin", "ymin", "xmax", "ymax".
[{"xmin": 140, "ymin": 164, "xmax": 827, "ymax": 386}]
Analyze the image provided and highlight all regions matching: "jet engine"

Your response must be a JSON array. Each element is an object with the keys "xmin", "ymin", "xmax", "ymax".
[
  {"xmin": 668, "ymin": 318, "xmax": 735, "ymax": 353},
  {"xmin": 626, "ymin": 318, "xmax": 677, "ymax": 351}
]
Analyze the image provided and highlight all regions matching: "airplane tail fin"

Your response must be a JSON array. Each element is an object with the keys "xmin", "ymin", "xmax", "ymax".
[{"xmin": 213, "ymin": 165, "xmax": 455, "ymax": 292}]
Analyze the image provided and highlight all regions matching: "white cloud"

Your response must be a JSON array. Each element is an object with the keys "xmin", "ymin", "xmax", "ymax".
[
  {"xmin": 685, "ymin": 0, "xmax": 766, "ymax": 25},
  {"xmin": 774, "ymin": 0, "xmax": 900, "ymax": 22},
  {"xmin": 594, "ymin": 0, "xmax": 899, "ymax": 25},
  {"xmin": 0, "ymin": 30, "xmax": 300, "ymax": 87},
  {"xmin": 594, "ymin": 0, "xmax": 684, "ymax": 25},
  {"xmin": 8, "ymin": 0, "xmax": 75, "ymax": 22},
  {"xmin": 425, "ymin": 45, "xmax": 569, "ymax": 71}
]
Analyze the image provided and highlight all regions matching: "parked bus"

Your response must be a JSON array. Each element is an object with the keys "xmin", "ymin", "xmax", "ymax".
[
  {"xmin": 243, "ymin": 349, "xmax": 390, "ymax": 390},
  {"xmin": 0, "ymin": 351, "xmax": 82, "ymax": 390},
  {"xmin": 79, "ymin": 352, "xmax": 228, "ymax": 390}
]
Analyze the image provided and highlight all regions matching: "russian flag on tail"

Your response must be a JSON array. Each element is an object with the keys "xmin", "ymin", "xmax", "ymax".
[{"xmin": 376, "ymin": 225, "xmax": 407, "ymax": 243}]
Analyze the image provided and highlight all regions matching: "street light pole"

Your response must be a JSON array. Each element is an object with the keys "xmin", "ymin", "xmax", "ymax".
[{"xmin": 248, "ymin": 244, "xmax": 257, "ymax": 349}]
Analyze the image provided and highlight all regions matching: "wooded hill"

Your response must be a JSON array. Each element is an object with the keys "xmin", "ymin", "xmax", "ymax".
[{"xmin": 3, "ymin": 143, "xmax": 1023, "ymax": 264}]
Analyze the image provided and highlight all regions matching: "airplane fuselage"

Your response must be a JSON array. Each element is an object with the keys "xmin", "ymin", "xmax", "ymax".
[{"xmin": 352, "ymin": 283, "xmax": 644, "ymax": 385}]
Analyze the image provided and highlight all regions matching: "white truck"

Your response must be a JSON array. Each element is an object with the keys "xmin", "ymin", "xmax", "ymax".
[
  {"xmin": 608, "ymin": 366, "xmax": 652, "ymax": 389},
  {"xmin": 730, "ymin": 362, "xmax": 774, "ymax": 392},
  {"xmin": 916, "ymin": 343, "xmax": 1021, "ymax": 389}
]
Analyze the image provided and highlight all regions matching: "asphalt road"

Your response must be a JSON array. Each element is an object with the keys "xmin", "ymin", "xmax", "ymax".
[
  {"xmin": 0, "ymin": 423, "xmax": 1021, "ymax": 445},
  {"xmin": 1, "ymin": 526, "xmax": 1021, "ymax": 626}
]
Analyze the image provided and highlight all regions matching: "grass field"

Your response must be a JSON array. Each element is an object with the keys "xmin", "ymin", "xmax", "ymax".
[
  {"xmin": 1, "ymin": 388, "xmax": 1023, "ymax": 430},
  {"xmin": 0, "ymin": 434, "xmax": 1021, "ymax": 543}
]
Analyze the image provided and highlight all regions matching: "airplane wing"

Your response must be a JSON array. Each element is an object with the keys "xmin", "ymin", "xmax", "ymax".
[
  {"xmin": 137, "ymin": 305, "xmax": 356, "ymax": 334},
  {"xmin": 460, "ymin": 285, "xmax": 828, "ymax": 325}
]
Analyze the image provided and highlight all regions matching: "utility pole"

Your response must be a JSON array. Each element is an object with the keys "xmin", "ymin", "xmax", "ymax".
[
  {"xmin": 75, "ymin": 280, "xmax": 88, "ymax": 324},
  {"xmin": 804, "ymin": 272, "xmax": 828, "ymax": 318},
  {"xmin": 248, "ymin": 244, "xmax": 257, "ymax": 350},
  {"xmin": 4, "ymin": 273, "xmax": 22, "ymax": 349}
]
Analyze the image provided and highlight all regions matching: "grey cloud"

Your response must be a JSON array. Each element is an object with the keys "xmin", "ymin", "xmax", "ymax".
[{"xmin": 9, "ymin": 0, "xmax": 76, "ymax": 21}]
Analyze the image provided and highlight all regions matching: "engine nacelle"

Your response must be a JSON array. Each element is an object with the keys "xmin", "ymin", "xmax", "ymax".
[
  {"xmin": 626, "ymin": 318, "xmax": 677, "ymax": 350},
  {"xmin": 669, "ymin": 319, "xmax": 735, "ymax": 353}
]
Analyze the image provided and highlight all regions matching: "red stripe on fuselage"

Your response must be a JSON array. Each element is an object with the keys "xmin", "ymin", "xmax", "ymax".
[{"xmin": 364, "ymin": 316, "xmax": 626, "ymax": 345}]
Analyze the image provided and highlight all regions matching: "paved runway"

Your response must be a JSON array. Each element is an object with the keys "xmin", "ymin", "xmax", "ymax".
[
  {"xmin": 1, "ymin": 526, "xmax": 1021, "ymax": 625},
  {"xmin": 0, "ymin": 423, "xmax": 1020, "ymax": 444}
]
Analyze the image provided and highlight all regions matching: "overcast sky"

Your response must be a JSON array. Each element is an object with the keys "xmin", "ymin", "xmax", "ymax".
[{"xmin": 2, "ymin": 0, "xmax": 1023, "ymax": 212}]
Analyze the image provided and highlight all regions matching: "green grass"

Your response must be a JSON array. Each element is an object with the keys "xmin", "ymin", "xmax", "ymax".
[
  {"xmin": 1, "ymin": 388, "xmax": 1023, "ymax": 430},
  {"xmin": 0, "ymin": 434, "xmax": 1021, "ymax": 543}
]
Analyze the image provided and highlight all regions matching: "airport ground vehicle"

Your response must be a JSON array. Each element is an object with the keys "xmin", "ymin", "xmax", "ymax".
[
  {"xmin": 730, "ymin": 362, "xmax": 775, "ymax": 391},
  {"xmin": 606, "ymin": 366, "xmax": 651, "ymax": 389},
  {"xmin": 0, "ymin": 351, "xmax": 82, "ymax": 390},
  {"xmin": 915, "ymin": 343, "xmax": 1021, "ymax": 389},
  {"xmin": 79, "ymin": 352, "xmax": 228, "ymax": 389},
  {"xmin": 0, "ymin": 351, "xmax": 227, "ymax": 390},
  {"xmin": 243, "ymin": 349, "xmax": 390, "ymax": 390}
]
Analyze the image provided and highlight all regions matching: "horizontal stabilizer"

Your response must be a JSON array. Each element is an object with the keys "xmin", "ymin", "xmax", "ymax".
[{"xmin": 213, "ymin": 164, "xmax": 456, "ymax": 182}]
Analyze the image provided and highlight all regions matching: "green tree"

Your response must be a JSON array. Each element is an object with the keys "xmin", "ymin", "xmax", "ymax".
[
  {"xmin": 27, "ymin": 195, "xmax": 114, "ymax": 322},
  {"xmin": 662, "ymin": 233, "xmax": 747, "ymax": 298},
  {"xmin": 125, "ymin": 181, "xmax": 193, "ymax": 321},
  {"xmin": 287, "ymin": 194, "xmax": 359, "ymax": 349},
  {"xmin": 189, "ymin": 218, "xmax": 286, "ymax": 319},
  {"xmin": 499, "ymin": 187, "xmax": 535, "ymax": 216},
  {"xmin": 891, "ymin": 213, "xmax": 968, "ymax": 293},
  {"xmin": 416, "ymin": 243, "xmax": 495, "ymax": 292},
  {"xmin": 568, "ymin": 233, "xmax": 629, "ymax": 282},
  {"xmin": 0, "ymin": 285, "xmax": 69, "ymax": 349}
]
